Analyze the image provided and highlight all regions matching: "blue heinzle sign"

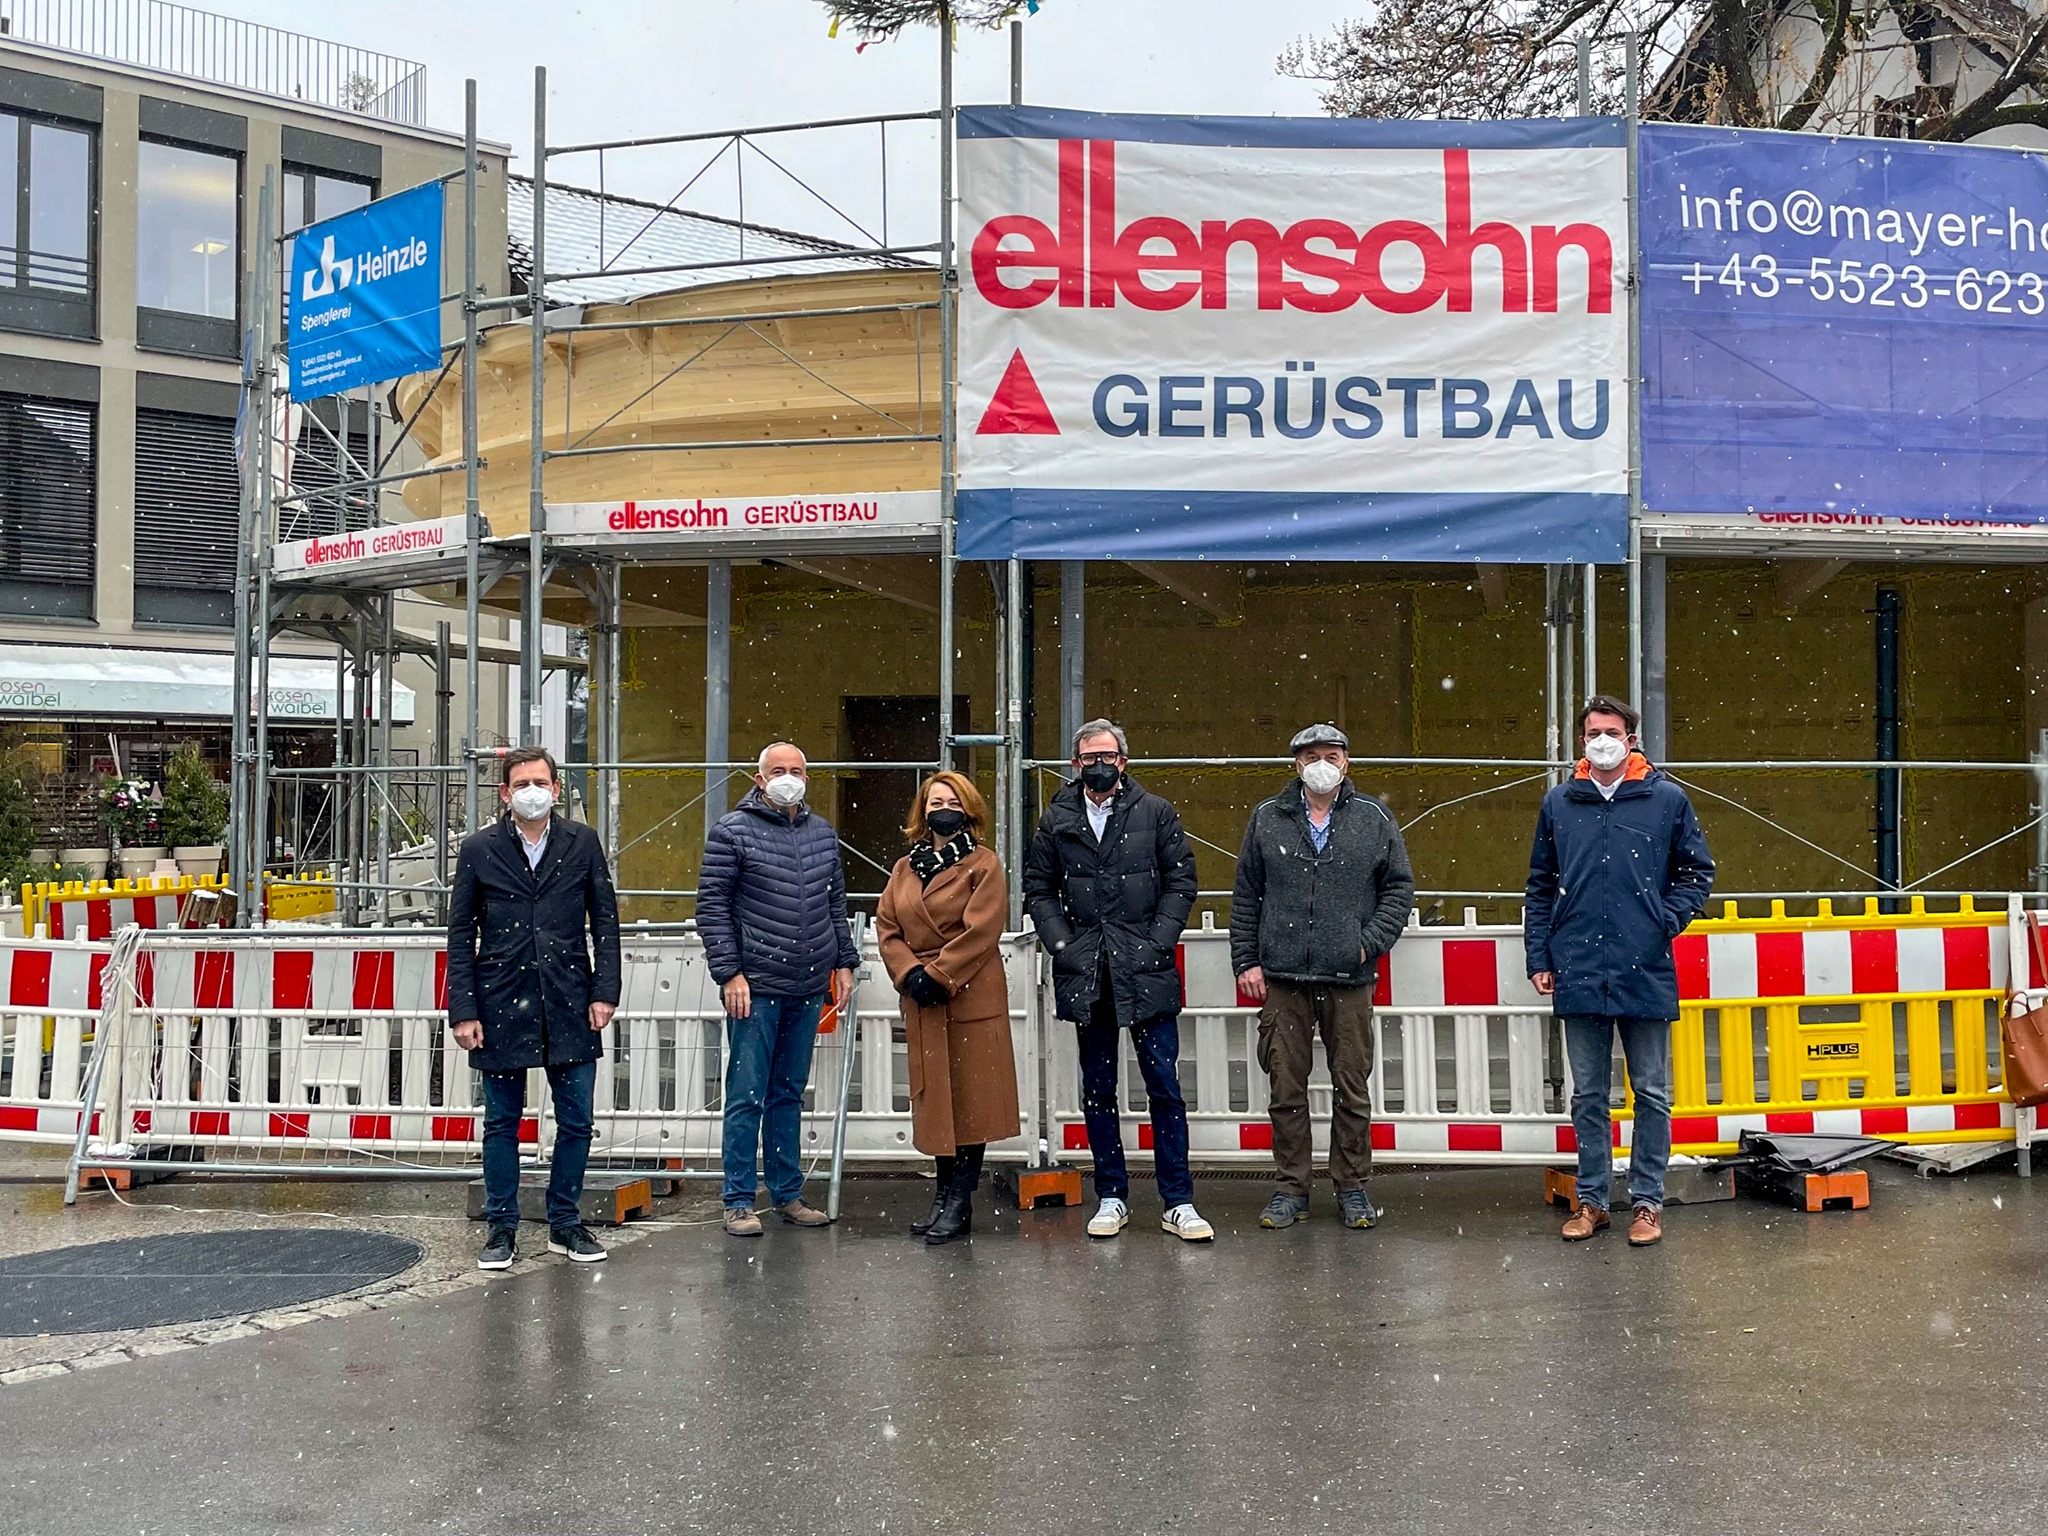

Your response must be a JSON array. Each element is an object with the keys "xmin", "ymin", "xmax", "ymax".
[{"xmin": 288, "ymin": 180, "xmax": 444, "ymax": 401}]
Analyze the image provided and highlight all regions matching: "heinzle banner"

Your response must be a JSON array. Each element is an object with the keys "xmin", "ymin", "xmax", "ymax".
[{"xmin": 954, "ymin": 107, "xmax": 1630, "ymax": 564}]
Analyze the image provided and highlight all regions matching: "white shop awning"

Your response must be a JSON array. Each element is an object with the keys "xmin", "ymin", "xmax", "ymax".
[{"xmin": 0, "ymin": 645, "xmax": 416, "ymax": 725}]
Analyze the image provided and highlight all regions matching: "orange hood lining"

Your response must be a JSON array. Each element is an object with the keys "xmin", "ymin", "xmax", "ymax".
[{"xmin": 1573, "ymin": 750, "xmax": 1654, "ymax": 783}]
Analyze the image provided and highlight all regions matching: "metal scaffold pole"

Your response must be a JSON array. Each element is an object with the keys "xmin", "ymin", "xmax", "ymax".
[
  {"xmin": 1576, "ymin": 37, "xmax": 1600, "ymax": 706},
  {"xmin": 251, "ymin": 169, "xmax": 276, "ymax": 918},
  {"xmin": 603, "ymin": 566, "xmax": 623, "ymax": 869},
  {"xmin": 377, "ymin": 598, "xmax": 396, "ymax": 925},
  {"xmin": 1624, "ymin": 29, "xmax": 1647, "ymax": 713},
  {"xmin": 463, "ymin": 76, "xmax": 484, "ymax": 831},
  {"xmin": 524, "ymin": 65, "xmax": 549, "ymax": 748},
  {"xmin": 229, "ymin": 213, "xmax": 259, "ymax": 915},
  {"xmin": 435, "ymin": 618, "xmax": 453, "ymax": 914},
  {"xmin": 936, "ymin": 17, "xmax": 957, "ymax": 767}
]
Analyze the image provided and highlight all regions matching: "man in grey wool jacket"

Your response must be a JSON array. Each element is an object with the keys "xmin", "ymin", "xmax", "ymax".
[{"xmin": 1231, "ymin": 724, "xmax": 1416, "ymax": 1232}]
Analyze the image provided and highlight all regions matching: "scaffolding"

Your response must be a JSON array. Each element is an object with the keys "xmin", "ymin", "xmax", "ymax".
[{"xmin": 229, "ymin": 25, "xmax": 2048, "ymax": 932}]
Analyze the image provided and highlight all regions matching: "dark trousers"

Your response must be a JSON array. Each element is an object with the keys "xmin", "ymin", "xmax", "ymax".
[
  {"xmin": 1077, "ymin": 979, "xmax": 1194, "ymax": 1209},
  {"xmin": 1258, "ymin": 979, "xmax": 1376, "ymax": 1197},
  {"xmin": 480, "ymin": 1059, "xmax": 597, "ymax": 1230}
]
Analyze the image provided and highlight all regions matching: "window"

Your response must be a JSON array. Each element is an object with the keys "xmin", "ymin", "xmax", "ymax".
[
  {"xmin": 280, "ymin": 168, "xmax": 372, "ymax": 332},
  {"xmin": 136, "ymin": 140, "xmax": 237, "ymax": 320},
  {"xmin": 0, "ymin": 108, "xmax": 95, "ymax": 336},
  {"xmin": 0, "ymin": 391, "xmax": 96, "ymax": 619},
  {"xmin": 284, "ymin": 167, "xmax": 372, "ymax": 234},
  {"xmin": 134, "ymin": 406, "xmax": 238, "ymax": 628}
]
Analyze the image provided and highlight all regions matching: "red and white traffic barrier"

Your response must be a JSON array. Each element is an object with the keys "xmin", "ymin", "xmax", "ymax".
[{"xmin": 0, "ymin": 935, "xmax": 114, "ymax": 1143}]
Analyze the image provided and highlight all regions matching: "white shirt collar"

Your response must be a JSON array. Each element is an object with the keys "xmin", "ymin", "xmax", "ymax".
[
  {"xmin": 1084, "ymin": 794, "xmax": 1113, "ymax": 840},
  {"xmin": 516, "ymin": 817, "xmax": 551, "ymax": 868}
]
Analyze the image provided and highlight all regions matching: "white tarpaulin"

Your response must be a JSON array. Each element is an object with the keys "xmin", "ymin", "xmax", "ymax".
[{"xmin": 0, "ymin": 645, "xmax": 415, "ymax": 724}]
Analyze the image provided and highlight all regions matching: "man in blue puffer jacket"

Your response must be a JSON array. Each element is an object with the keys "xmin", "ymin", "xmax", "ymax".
[
  {"xmin": 700, "ymin": 741, "xmax": 859, "ymax": 1237},
  {"xmin": 1525, "ymin": 695, "xmax": 1713, "ymax": 1250}
]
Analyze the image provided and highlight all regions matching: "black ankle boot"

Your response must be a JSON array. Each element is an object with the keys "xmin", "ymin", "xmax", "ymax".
[
  {"xmin": 925, "ymin": 1145, "xmax": 982, "ymax": 1246},
  {"xmin": 911, "ymin": 1157, "xmax": 955, "ymax": 1236}
]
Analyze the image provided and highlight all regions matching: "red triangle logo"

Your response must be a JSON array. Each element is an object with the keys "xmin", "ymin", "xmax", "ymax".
[{"xmin": 975, "ymin": 349, "xmax": 1059, "ymax": 435}]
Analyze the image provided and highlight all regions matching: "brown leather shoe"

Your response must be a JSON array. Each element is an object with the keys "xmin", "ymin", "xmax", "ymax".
[
  {"xmin": 723, "ymin": 1206, "xmax": 763, "ymax": 1238},
  {"xmin": 776, "ymin": 1200, "xmax": 834, "ymax": 1228},
  {"xmin": 1627, "ymin": 1205, "xmax": 1663, "ymax": 1246},
  {"xmin": 1561, "ymin": 1201, "xmax": 1610, "ymax": 1241}
]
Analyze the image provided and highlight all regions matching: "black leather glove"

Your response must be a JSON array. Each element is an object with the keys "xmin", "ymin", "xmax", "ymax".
[{"xmin": 903, "ymin": 965, "xmax": 950, "ymax": 1008}]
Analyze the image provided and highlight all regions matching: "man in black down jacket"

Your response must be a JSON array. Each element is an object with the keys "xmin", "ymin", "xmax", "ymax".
[
  {"xmin": 446, "ymin": 746, "xmax": 622, "ymax": 1271},
  {"xmin": 1024, "ymin": 719, "xmax": 1212, "ymax": 1242},
  {"xmin": 1526, "ymin": 695, "xmax": 1714, "ymax": 1250},
  {"xmin": 1232, "ymin": 724, "xmax": 1415, "ymax": 1233},
  {"xmin": 699, "ymin": 741, "xmax": 858, "ymax": 1237}
]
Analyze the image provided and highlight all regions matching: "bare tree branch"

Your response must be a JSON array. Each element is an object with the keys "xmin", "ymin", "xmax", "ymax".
[
  {"xmin": 1283, "ymin": 0, "xmax": 2040, "ymax": 144},
  {"xmin": 1776, "ymin": 0, "xmax": 1853, "ymax": 131},
  {"xmin": 1931, "ymin": 13, "xmax": 2048, "ymax": 139}
]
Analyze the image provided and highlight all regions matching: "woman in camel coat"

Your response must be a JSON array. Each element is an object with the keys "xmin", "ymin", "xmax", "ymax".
[{"xmin": 876, "ymin": 770, "xmax": 1020, "ymax": 1245}]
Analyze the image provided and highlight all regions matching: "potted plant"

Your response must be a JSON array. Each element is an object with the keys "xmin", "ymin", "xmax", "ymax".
[
  {"xmin": 0, "ymin": 750, "xmax": 35, "ymax": 899},
  {"xmin": 99, "ymin": 774, "xmax": 165, "ymax": 878},
  {"xmin": 158, "ymin": 743, "xmax": 229, "ymax": 877}
]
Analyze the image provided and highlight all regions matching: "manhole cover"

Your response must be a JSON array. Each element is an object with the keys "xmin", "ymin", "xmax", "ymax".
[{"xmin": 0, "ymin": 1229, "xmax": 422, "ymax": 1337}]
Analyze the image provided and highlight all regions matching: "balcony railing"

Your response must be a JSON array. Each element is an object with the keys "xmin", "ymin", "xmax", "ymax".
[{"xmin": 0, "ymin": 0, "xmax": 426, "ymax": 125}]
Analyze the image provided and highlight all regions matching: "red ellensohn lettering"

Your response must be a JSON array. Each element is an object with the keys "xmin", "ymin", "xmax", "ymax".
[
  {"xmin": 607, "ymin": 499, "xmax": 732, "ymax": 531},
  {"xmin": 970, "ymin": 141, "xmax": 1613, "ymax": 316}
]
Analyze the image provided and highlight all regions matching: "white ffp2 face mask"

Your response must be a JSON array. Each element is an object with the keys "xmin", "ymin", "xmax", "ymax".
[
  {"xmin": 1584, "ymin": 734, "xmax": 1631, "ymax": 771},
  {"xmin": 763, "ymin": 773, "xmax": 807, "ymax": 808},
  {"xmin": 508, "ymin": 784, "xmax": 555, "ymax": 820},
  {"xmin": 1300, "ymin": 760, "xmax": 1345, "ymax": 796}
]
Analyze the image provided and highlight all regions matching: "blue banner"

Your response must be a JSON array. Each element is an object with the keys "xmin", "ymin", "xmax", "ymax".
[
  {"xmin": 1640, "ymin": 125, "xmax": 2048, "ymax": 523},
  {"xmin": 288, "ymin": 181, "xmax": 443, "ymax": 402}
]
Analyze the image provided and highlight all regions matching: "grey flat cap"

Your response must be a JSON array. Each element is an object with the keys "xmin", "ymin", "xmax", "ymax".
[{"xmin": 1289, "ymin": 723, "xmax": 1349, "ymax": 752}]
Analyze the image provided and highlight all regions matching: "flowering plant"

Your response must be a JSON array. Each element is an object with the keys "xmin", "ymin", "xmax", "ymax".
[{"xmin": 97, "ymin": 776, "xmax": 162, "ymax": 846}]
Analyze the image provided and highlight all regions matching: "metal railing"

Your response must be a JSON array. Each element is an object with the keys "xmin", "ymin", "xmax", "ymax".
[{"xmin": 0, "ymin": 0, "xmax": 426, "ymax": 125}]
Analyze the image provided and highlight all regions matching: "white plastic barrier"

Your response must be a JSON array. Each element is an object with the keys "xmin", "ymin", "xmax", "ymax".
[
  {"xmin": 0, "ymin": 935, "xmax": 112, "ymax": 1142},
  {"xmin": 1046, "ymin": 915, "xmax": 1566, "ymax": 1168},
  {"xmin": 16, "ymin": 901, "xmax": 2028, "ymax": 1179},
  {"xmin": 66, "ymin": 927, "xmax": 1039, "ymax": 1171}
]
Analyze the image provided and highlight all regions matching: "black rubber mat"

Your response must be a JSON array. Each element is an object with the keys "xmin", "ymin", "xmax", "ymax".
[{"xmin": 0, "ymin": 1229, "xmax": 422, "ymax": 1337}]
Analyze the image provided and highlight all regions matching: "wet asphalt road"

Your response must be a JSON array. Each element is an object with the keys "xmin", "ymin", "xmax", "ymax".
[{"xmin": 1, "ymin": 1164, "xmax": 2043, "ymax": 1535}]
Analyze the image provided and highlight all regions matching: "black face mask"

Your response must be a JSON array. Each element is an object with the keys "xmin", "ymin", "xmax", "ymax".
[
  {"xmin": 925, "ymin": 809, "xmax": 969, "ymax": 839},
  {"xmin": 1080, "ymin": 762, "xmax": 1121, "ymax": 794}
]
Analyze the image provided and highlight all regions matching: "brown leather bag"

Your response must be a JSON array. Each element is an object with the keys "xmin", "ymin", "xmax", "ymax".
[{"xmin": 2004, "ymin": 912, "xmax": 2048, "ymax": 1108}]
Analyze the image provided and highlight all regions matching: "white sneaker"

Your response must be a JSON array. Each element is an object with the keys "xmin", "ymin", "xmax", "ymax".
[
  {"xmin": 1161, "ymin": 1204, "xmax": 1215, "ymax": 1242},
  {"xmin": 1086, "ymin": 1197, "xmax": 1129, "ymax": 1238}
]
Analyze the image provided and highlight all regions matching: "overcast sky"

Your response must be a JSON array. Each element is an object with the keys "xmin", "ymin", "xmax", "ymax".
[{"xmin": 206, "ymin": 0, "xmax": 1366, "ymax": 236}]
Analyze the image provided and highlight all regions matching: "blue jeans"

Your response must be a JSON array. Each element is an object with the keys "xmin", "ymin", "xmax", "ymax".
[
  {"xmin": 1078, "ymin": 1004, "xmax": 1194, "ymax": 1210},
  {"xmin": 1564, "ymin": 1017, "xmax": 1673, "ymax": 1211},
  {"xmin": 722, "ymin": 993, "xmax": 825, "ymax": 1209},
  {"xmin": 480, "ymin": 1059, "xmax": 597, "ymax": 1231}
]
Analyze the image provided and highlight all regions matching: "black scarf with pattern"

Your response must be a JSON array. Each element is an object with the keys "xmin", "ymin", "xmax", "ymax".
[{"xmin": 908, "ymin": 829, "xmax": 976, "ymax": 886}]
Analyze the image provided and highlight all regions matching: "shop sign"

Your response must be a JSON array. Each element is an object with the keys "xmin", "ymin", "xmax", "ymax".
[
  {"xmin": 272, "ymin": 515, "xmax": 470, "ymax": 577},
  {"xmin": 547, "ymin": 493, "xmax": 941, "ymax": 546}
]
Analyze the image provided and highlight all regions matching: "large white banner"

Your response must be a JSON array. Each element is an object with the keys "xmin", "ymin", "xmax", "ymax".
[{"xmin": 955, "ymin": 107, "xmax": 1631, "ymax": 563}]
